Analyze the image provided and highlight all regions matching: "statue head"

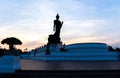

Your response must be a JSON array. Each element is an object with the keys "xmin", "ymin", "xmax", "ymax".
[{"xmin": 56, "ymin": 14, "xmax": 59, "ymax": 19}]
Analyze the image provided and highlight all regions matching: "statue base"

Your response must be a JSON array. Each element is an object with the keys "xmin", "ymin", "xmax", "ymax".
[{"xmin": 48, "ymin": 34, "xmax": 61, "ymax": 44}]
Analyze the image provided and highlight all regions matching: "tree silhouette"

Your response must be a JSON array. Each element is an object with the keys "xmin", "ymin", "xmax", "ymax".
[
  {"xmin": 1, "ymin": 37, "xmax": 22, "ymax": 50},
  {"xmin": 115, "ymin": 47, "xmax": 120, "ymax": 52},
  {"xmin": 108, "ymin": 46, "xmax": 115, "ymax": 51}
]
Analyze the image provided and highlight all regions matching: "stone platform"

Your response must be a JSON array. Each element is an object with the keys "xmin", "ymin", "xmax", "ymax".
[{"xmin": 21, "ymin": 43, "xmax": 120, "ymax": 61}]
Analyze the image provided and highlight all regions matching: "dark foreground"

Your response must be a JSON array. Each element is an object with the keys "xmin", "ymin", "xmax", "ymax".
[{"xmin": 1, "ymin": 70, "xmax": 120, "ymax": 78}]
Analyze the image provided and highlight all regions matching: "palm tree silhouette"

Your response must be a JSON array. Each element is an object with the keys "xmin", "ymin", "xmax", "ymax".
[{"xmin": 1, "ymin": 37, "xmax": 22, "ymax": 50}]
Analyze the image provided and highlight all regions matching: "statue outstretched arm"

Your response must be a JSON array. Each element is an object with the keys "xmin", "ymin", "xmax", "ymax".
[
  {"xmin": 53, "ymin": 20, "xmax": 56, "ymax": 32},
  {"xmin": 61, "ymin": 21, "xmax": 63, "ymax": 27},
  {"xmin": 62, "ymin": 21, "xmax": 63, "ymax": 25}
]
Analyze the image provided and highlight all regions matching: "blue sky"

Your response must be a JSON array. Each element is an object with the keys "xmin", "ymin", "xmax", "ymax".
[{"xmin": 0, "ymin": 0, "xmax": 120, "ymax": 50}]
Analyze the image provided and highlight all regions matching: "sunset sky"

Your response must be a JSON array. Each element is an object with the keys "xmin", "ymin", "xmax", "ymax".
[{"xmin": 0, "ymin": 0, "xmax": 120, "ymax": 50}]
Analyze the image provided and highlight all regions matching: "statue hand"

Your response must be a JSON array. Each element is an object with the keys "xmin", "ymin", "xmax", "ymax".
[
  {"xmin": 62, "ymin": 21, "xmax": 63, "ymax": 24},
  {"xmin": 53, "ymin": 28, "xmax": 55, "ymax": 32}
]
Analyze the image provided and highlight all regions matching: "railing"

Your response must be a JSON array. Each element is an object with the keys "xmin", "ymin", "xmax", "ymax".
[{"xmin": 3, "ymin": 51, "xmax": 20, "ymax": 56}]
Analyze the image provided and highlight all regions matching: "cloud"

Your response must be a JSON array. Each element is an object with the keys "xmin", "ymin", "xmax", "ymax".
[
  {"xmin": 61, "ymin": 18, "xmax": 120, "ymax": 47},
  {"xmin": 20, "ymin": 40, "xmax": 45, "ymax": 50},
  {"xmin": 0, "ymin": 0, "xmax": 120, "ymax": 50}
]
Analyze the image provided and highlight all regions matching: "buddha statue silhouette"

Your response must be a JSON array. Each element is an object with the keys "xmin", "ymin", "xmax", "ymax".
[
  {"xmin": 53, "ymin": 14, "xmax": 63, "ymax": 37},
  {"xmin": 48, "ymin": 14, "xmax": 63, "ymax": 44}
]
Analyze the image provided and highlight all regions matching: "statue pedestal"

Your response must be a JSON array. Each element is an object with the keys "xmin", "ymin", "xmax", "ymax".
[{"xmin": 48, "ymin": 34, "xmax": 61, "ymax": 44}]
